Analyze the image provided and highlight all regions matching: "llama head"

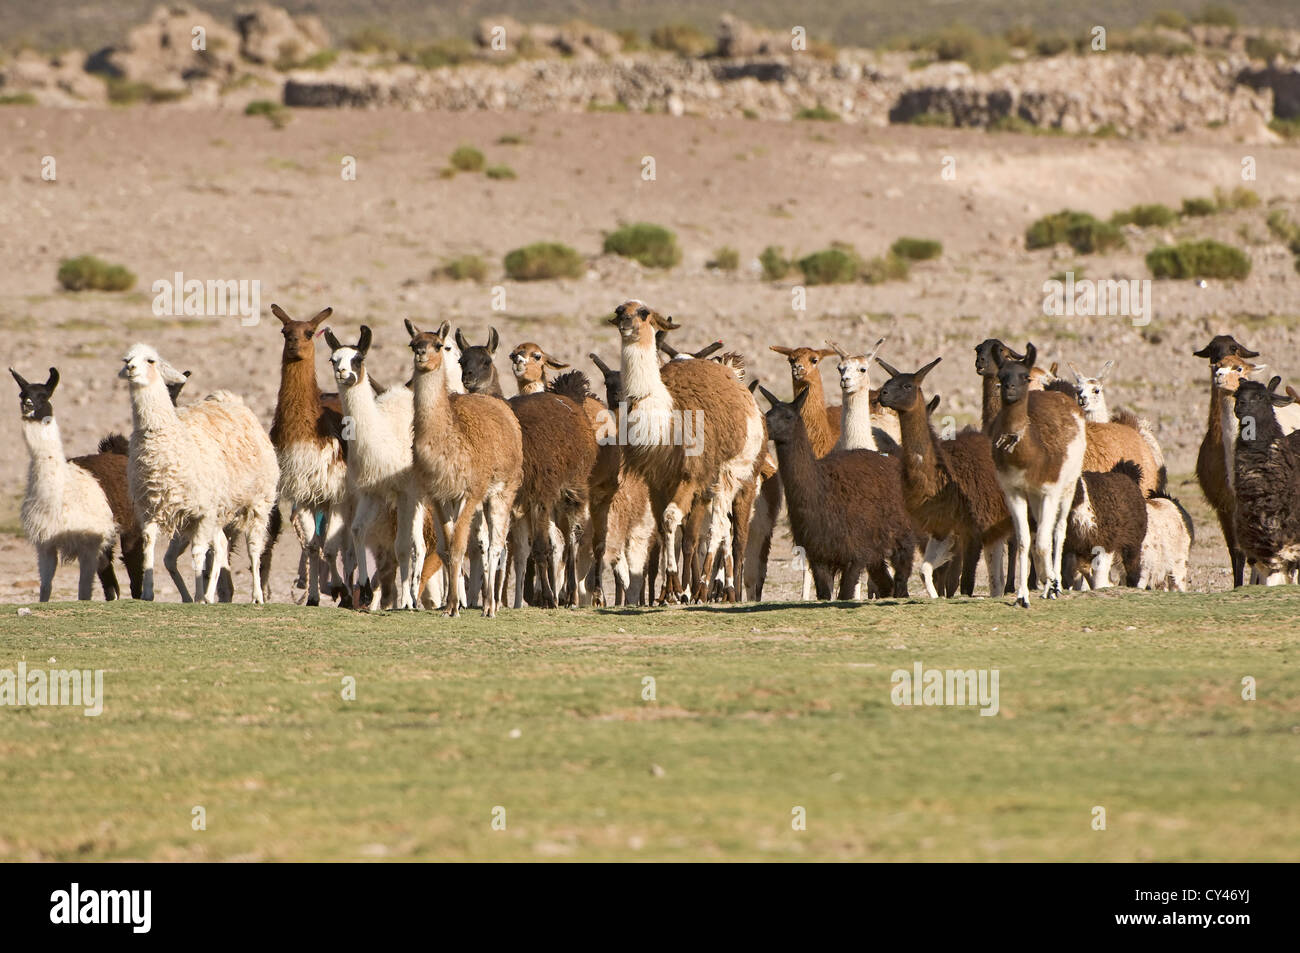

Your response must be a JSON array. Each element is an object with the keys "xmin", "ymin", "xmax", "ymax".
[
  {"xmin": 994, "ymin": 342, "xmax": 1036, "ymax": 406},
  {"xmin": 405, "ymin": 320, "xmax": 451, "ymax": 377},
  {"xmin": 770, "ymin": 344, "xmax": 835, "ymax": 392},
  {"xmin": 876, "ymin": 356, "xmax": 942, "ymax": 413},
  {"xmin": 827, "ymin": 337, "xmax": 885, "ymax": 397},
  {"xmin": 119, "ymin": 343, "xmax": 189, "ymax": 392},
  {"xmin": 272, "ymin": 303, "xmax": 332, "ymax": 362},
  {"xmin": 609, "ymin": 299, "xmax": 678, "ymax": 349},
  {"xmin": 325, "ymin": 325, "xmax": 372, "ymax": 387},
  {"xmin": 974, "ymin": 339, "xmax": 1025, "ymax": 379},
  {"xmin": 165, "ymin": 369, "xmax": 192, "ymax": 406},
  {"xmin": 1193, "ymin": 335, "xmax": 1258, "ymax": 365},
  {"xmin": 510, "ymin": 341, "xmax": 568, "ymax": 389},
  {"xmin": 756, "ymin": 384, "xmax": 810, "ymax": 445},
  {"xmin": 1233, "ymin": 377, "xmax": 1293, "ymax": 438},
  {"xmin": 589, "ymin": 352, "xmax": 622, "ymax": 408},
  {"xmin": 1067, "ymin": 361, "xmax": 1112, "ymax": 416},
  {"xmin": 457, "ymin": 327, "xmax": 500, "ymax": 395},
  {"xmin": 10, "ymin": 366, "xmax": 58, "ymax": 422},
  {"xmin": 1212, "ymin": 354, "xmax": 1263, "ymax": 395}
]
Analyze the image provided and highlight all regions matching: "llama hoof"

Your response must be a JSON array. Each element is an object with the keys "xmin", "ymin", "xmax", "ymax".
[
  {"xmin": 306, "ymin": 595, "xmax": 320, "ymax": 607},
  {"xmin": 724, "ymin": 585, "xmax": 736, "ymax": 603},
  {"xmin": 590, "ymin": 590, "xmax": 605, "ymax": 608},
  {"xmin": 1015, "ymin": 596, "xmax": 1030, "ymax": 609}
]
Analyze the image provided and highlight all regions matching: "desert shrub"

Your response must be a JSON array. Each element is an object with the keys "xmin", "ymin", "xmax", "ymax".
[
  {"xmin": 288, "ymin": 48, "xmax": 339, "ymax": 70},
  {"xmin": 890, "ymin": 237, "xmax": 943, "ymax": 260},
  {"xmin": 1113, "ymin": 32, "xmax": 1195, "ymax": 56},
  {"xmin": 1025, "ymin": 210, "xmax": 1124, "ymax": 253},
  {"xmin": 1150, "ymin": 10, "xmax": 1189, "ymax": 29},
  {"xmin": 798, "ymin": 246, "xmax": 862, "ymax": 285},
  {"xmin": 503, "ymin": 243, "xmax": 585, "ymax": 281},
  {"xmin": 1003, "ymin": 25, "xmax": 1036, "ymax": 49},
  {"xmin": 411, "ymin": 38, "xmax": 475, "ymax": 69},
  {"xmin": 1269, "ymin": 117, "xmax": 1300, "ymax": 139},
  {"xmin": 759, "ymin": 245, "xmax": 791, "ymax": 280},
  {"xmin": 1110, "ymin": 203, "xmax": 1177, "ymax": 227},
  {"xmin": 709, "ymin": 246, "xmax": 740, "ymax": 271},
  {"xmin": 1214, "ymin": 186, "xmax": 1260, "ymax": 210},
  {"xmin": 1194, "ymin": 4, "xmax": 1239, "ymax": 28},
  {"xmin": 57, "ymin": 255, "xmax": 135, "ymax": 292},
  {"xmin": 1034, "ymin": 34, "xmax": 1072, "ymax": 56},
  {"xmin": 1181, "ymin": 196, "xmax": 1217, "ymax": 217},
  {"xmin": 439, "ymin": 255, "xmax": 488, "ymax": 281},
  {"xmin": 1266, "ymin": 209, "xmax": 1300, "ymax": 247},
  {"xmin": 649, "ymin": 23, "xmax": 714, "ymax": 57},
  {"xmin": 603, "ymin": 223, "xmax": 681, "ymax": 269},
  {"xmin": 497, "ymin": 133, "xmax": 526, "ymax": 145},
  {"xmin": 1146, "ymin": 239, "xmax": 1250, "ymax": 279},
  {"xmin": 105, "ymin": 78, "xmax": 186, "ymax": 105},
  {"xmin": 1245, "ymin": 35, "xmax": 1286, "ymax": 62},
  {"xmin": 861, "ymin": 253, "xmax": 911, "ymax": 284},
  {"xmin": 795, "ymin": 105, "xmax": 840, "ymax": 121},
  {"xmin": 931, "ymin": 23, "xmax": 1009, "ymax": 72},
  {"xmin": 907, "ymin": 110, "xmax": 954, "ymax": 127},
  {"xmin": 0, "ymin": 92, "xmax": 37, "ymax": 106},
  {"xmin": 485, "ymin": 164, "xmax": 516, "ymax": 180},
  {"xmin": 450, "ymin": 145, "xmax": 485, "ymax": 172},
  {"xmin": 346, "ymin": 27, "xmax": 402, "ymax": 54},
  {"xmin": 245, "ymin": 99, "xmax": 289, "ymax": 127},
  {"xmin": 616, "ymin": 29, "xmax": 644, "ymax": 52}
]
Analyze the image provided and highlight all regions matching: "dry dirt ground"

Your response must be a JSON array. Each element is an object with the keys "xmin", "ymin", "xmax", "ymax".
[{"xmin": 2, "ymin": 105, "xmax": 1299, "ymax": 603}]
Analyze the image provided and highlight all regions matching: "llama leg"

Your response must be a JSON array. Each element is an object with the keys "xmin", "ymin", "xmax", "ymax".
[
  {"xmin": 659, "ymin": 492, "xmax": 690, "ymax": 603},
  {"xmin": 481, "ymin": 491, "xmax": 511, "ymax": 618},
  {"xmin": 294, "ymin": 506, "xmax": 320, "ymax": 606},
  {"xmin": 920, "ymin": 536, "xmax": 954, "ymax": 599},
  {"xmin": 444, "ymin": 496, "xmax": 480, "ymax": 618},
  {"xmin": 205, "ymin": 527, "xmax": 230, "ymax": 604},
  {"xmin": 1033, "ymin": 493, "xmax": 1057, "ymax": 599},
  {"xmin": 77, "ymin": 548, "xmax": 97, "ymax": 601},
  {"xmin": 162, "ymin": 533, "xmax": 192, "ymax": 602},
  {"xmin": 811, "ymin": 563, "xmax": 833, "ymax": 600},
  {"xmin": 1091, "ymin": 549, "xmax": 1114, "ymax": 590},
  {"xmin": 1050, "ymin": 492, "xmax": 1072, "ymax": 598},
  {"xmin": 97, "ymin": 548, "xmax": 120, "ymax": 601},
  {"xmin": 1007, "ymin": 493, "xmax": 1032, "ymax": 607},
  {"xmin": 467, "ymin": 508, "xmax": 486, "ymax": 610},
  {"xmin": 959, "ymin": 535, "xmax": 981, "ymax": 597},
  {"xmin": 837, "ymin": 563, "xmax": 862, "ymax": 600},
  {"xmin": 983, "ymin": 539, "xmax": 1006, "ymax": 597},
  {"xmin": 393, "ymin": 494, "xmax": 417, "ymax": 610},
  {"xmin": 37, "ymin": 547, "xmax": 57, "ymax": 602},
  {"xmin": 191, "ymin": 529, "xmax": 213, "ymax": 604},
  {"xmin": 802, "ymin": 567, "xmax": 814, "ymax": 601},
  {"xmin": 510, "ymin": 519, "xmax": 529, "ymax": 609},
  {"xmin": 1264, "ymin": 568, "xmax": 1287, "ymax": 586},
  {"xmin": 866, "ymin": 561, "xmax": 893, "ymax": 598},
  {"xmin": 140, "ymin": 521, "xmax": 160, "ymax": 601},
  {"xmin": 349, "ymin": 495, "xmax": 378, "ymax": 609},
  {"xmin": 246, "ymin": 513, "xmax": 269, "ymax": 606}
]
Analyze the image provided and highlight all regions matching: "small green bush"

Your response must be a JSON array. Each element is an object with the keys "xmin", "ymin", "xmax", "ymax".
[
  {"xmin": 796, "ymin": 105, "xmax": 840, "ymax": 121},
  {"xmin": 1026, "ymin": 210, "xmax": 1124, "ymax": 254},
  {"xmin": 1214, "ymin": 186, "xmax": 1260, "ymax": 210},
  {"xmin": 1146, "ymin": 239, "xmax": 1251, "ymax": 279},
  {"xmin": 1269, "ymin": 117, "xmax": 1300, "ymax": 139},
  {"xmin": 0, "ymin": 92, "xmax": 38, "ymax": 106},
  {"xmin": 439, "ymin": 255, "xmax": 488, "ymax": 281},
  {"xmin": 861, "ymin": 253, "xmax": 911, "ymax": 284},
  {"xmin": 1113, "ymin": 32, "xmax": 1196, "ymax": 56},
  {"xmin": 346, "ymin": 27, "xmax": 403, "ymax": 54},
  {"xmin": 798, "ymin": 246, "xmax": 862, "ymax": 285},
  {"xmin": 106, "ymin": 78, "xmax": 186, "ymax": 105},
  {"xmin": 907, "ymin": 111, "xmax": 954, "ymax": 127},
  {"xmin": 1266, "ymin": 209, "xmax": 1300, "ymax": 246},
  {"xmin": 1181, "ymin": 196, "xmax": 1217, "ymax": 217},
  {"xmin": 57, "ymin": 255, "xmax": 136, "ymax": 292},
  {"xmin": 931, "ymin": 23, "xmax": 1009, "ymax": 72},
  {"xmin": 1003, "ymin": 25, "xmax": 1036, "ymax": 49},
  {"xmin": 503, "ymin": 243, "xmax": 585, "ymax": 281},
  {"xmin": 1034, "ymin": 34, "xmax": 1072, "ymax": 56},
  {"xmin": 1194, "ymin": 4, "xmax": 1239, "ymax": 28},
  {"xmin": 497, "ymin": 133, "xmax": 526, "ymax": 145},
  {"xmin": 759, "ymin": 246, "xmax": 791, "ymax": 281},
  {"xmin": 485, "ymin": 164, "xmax": 516, "ymax": 180},
  {"xmin": 1110, "ymin": 203, "xmax": 1177, "ymax": 228},
  {"xmin": 603, "ymin": 223, "xmax": 681, "ymax": 269},
  {"xmin": 1245, "ymin": 35, "xmax": 1286, "ymax": 62},
  {"xmin": 288, "ymin": 48, "xmax": 339, "ymax": 70},
  {"xmin": 890, "ymin": 237, "xmax": 943, "ymax": 261},
  {"xmin": 245, "ymin": 99, "xmax": 289, "ymax": 127},
  {"xmin": 649, "ymin": 23, "xmax": 714, "ymax": 57},
  {"xmin": 709, "ymin": 246, "xmax": 740, "ymax": 271},
  {"xmin": 1150, "ymin": 10, "xmax": 1189, "ymax": 29},
  {"xmin": 450, "ymin": 145, "xmax": 485, "ymax": 172},
  {"xmin": 411, "ymin": 38, "xmax": 475, "ymax": 69}
]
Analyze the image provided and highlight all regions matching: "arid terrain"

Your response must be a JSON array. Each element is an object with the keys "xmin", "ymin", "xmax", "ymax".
[{"xmin": 2, "ymin": 105, "xmax": 1299, "ymax": 602}]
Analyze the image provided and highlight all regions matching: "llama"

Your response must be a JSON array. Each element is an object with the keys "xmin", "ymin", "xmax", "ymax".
[
  {"xmin": 268, "ymin": 303, "xmax": 351, "ymax": 607},
  {"xmin": 827, "ymin": 339, "xmax": 902, "ymax": 454},
  {"xmin": 1193, "ymin": 334, "xmax": 1260, "ymax": 587},
  {"xmin": 12, "ymin": 367, "xmax": 128, "ymax": 601},
  {"xmin": 874, "ymin": 356, "xmax": 1011, "ymax": 598},
  {"xmin": 1067, "ymin": 360, "xmax": 1167, "ymax": 492},
  {"xmin": 975, "ymin": 339, "xmax": 1053, "ymax": 429},
  {"xmin": 120, "ymin": 344, "xmax": 279, "ymax": 603},
  {"xmin": 407, "ymin": 320, "xmax": 524, "ymax": 617},
  {"xmin": 770, "ymin": 345, "xmax": 841, "ymax": 455},
  {"xmin": 986, "ymin": 342, "xmax": 1088, "ymax": 607},
  {"xmin": 1061, "ymin": 461, "xmax": 1148, "ymax": 589},
  {"xmin": 457, "ymin": 327, "xmax": 504, "ymax": 398},
  {"xmin": 759, "ymin": 385, "xmax": 915, "ymax": 598},
  {"xmin": 1231, "ymin": 378, "xmax": 1300, "ymax": 585},
  {"xmin": 510, "ymin": 342, "xmax": 568, "ymax": 395},
  {"xmin": 1137, "ymin": 491, "xmax": 1193, "ymax": 591},
  {"xmin": 324, "ymin": 325, "xmax": 426, "ymax": 610},
  {"xmin": 610, "ymin": 300, "xmax": 764, "ymax": 603}
]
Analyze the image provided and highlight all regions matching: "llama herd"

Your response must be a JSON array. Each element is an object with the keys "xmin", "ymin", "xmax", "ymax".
[{"xmin": 11, "ymin": 305, "xmax": 1300, "ymax": 612}]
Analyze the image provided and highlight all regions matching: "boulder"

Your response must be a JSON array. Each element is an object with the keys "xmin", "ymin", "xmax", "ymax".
[{"xmin": 89, "ymin": 4, "xmax": 241, "ymax": 87}]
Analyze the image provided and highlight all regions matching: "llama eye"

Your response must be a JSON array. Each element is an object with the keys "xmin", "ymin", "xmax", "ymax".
[{"xmin": 147, "ymin": 358, "xmax": 156, "ymax": 365}]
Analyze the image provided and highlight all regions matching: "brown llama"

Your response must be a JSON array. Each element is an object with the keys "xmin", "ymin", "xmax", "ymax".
[{"xmin": 510, "ymin": 342, "xmax": 568, "ymax": 395}]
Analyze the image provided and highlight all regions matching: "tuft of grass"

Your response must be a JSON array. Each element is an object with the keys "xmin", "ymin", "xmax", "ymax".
[
  {"xmin": 798, "ymin": 246, "xmax": 862, "ymax": 285},
  {"xmin": 438, "ymin": 255, "xmax": 488, "ymax": 282},
  {"xmin": 1193, "ymin": 4, "xmax": 1239, "ymax": 28},
  {"xmin": 1026, "ymin": 210, "xmax": 1125, "ymax": 254},
  {"xmin": 1245, "ymin": 35, "xmax": 1286, "ymax": 62},
  {"xmin": 1268, "ymin": 117, "xmax": 1300, "ymax": 139},
  {"xmin": 759, "ymin": 245, "xmax": 791, "ymax": 281},
  {"xmin": 286, "ymin": 48, "xmax": 339, "ymax": 70},
  {"xmin": 345, "ymin": 26, "xmax": 403, "ymax": 53},
  {"xmin": 1266, "ymin": 209, "xmax": 1300, "ymax": 247},
  {"xmin": 1110, "ymin": 203, "xmax": 1177, "ymax": 228},
  {"xmin": 890, "ymin": 237, "xmax": 943, "ymax": 261},
  {"xmin": 104, "ymin": 78, "xmax": 186, "ymax": 105},
  {"xmin": 795, "ymin": 105, "xmax": 840, "ymax": 122},
  {"xmin": 649, "ymin": 23, "xmax": 714, "ymax": 57},
  {"xmin": 244, "ymin": 99, "xmax": 289, "ymax": 127},
  {"xmin": 57, "ymin": 255, "xmax": 135, "ymax": 292},
  {"xmin": 410, "ymin": 38, "xmax": 475, "ymax": 69},
  {"xmin": 861, "ymin": 252, "xmax": 911, "ymax": 284},
  {"xmin": 906, "ymin": 110, "xmax": 954, "ymax": 127},
  {"xmin": 1214, "ymin": 186, "xmax": 1260, "ymax": 211},
  {"xmin": 496, "ymin": 133, "xmax": 527, "ymax": 145},
  {"xmin": 603, "ymin": 223, "xmax": 681, "ymax": 269},
  {"xmin": 1146, "ymin": 239, "xmax": 1251, "ymax": 280},
  {"xmin": 0, "ymin": 92, "xmax": 38, "ymax": 106},
  {"xmin": 503, "ymin": 242, "xmax": 585, "ymax": 281},
  {"xmin": 1150, "ymin": 9, "xmax": 1189, "ymax": 29},
  {"xmin": 1181, "ymin": 197, "xmax": 1218, "ymax": 217},
  {"xmin": 450, "ymin": 145, "xmax": 485, "ymax": 172},
  {"xmin": 485, "ymin": 164, "xmax": 516, "ymax": 180},
  {"xmin": 708, "ymin": 246, "xmax": 740, "ymax": 271},
  {"xmin": 931, "ymin": 22, "xmax": 1009, "ymax": 72}
]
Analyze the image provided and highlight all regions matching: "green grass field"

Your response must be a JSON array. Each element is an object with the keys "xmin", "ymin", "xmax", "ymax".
[{"xmin": 1, "ymin": 589, "xmax": 1296, "ymax": 861}]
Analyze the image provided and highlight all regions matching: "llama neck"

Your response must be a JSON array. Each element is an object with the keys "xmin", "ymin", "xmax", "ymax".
[
  {"xmin": 1219, "ymin": 391, "xmax": 1239, "ymax": 487},
  {"xmin": 772, "ymin": 425, "xmax": 824, "ymax": 525},
  {"xmin": 895, "ymin": 399, "xmax": 947, "ymax": 499},
  {"xmin": 518, "ymin": 378, "xmax": 545, "ymax": 395},
  {"xmin": 339, "ymin": 373, "xmax": 384, "ymax": 449},
  {"xmin": 23, "ymin": 417, "xmax": 68, "ymax": 501},
  {"xmin": 130, "ymin": 380, "xmax": 181, "ymax": 435},
  {"xmin": 795, "ymin": 375, "xmax": 834, "ymax": 454},
  {"xmin": 981, "ymin": 376, "xmax": 1001, "ymax": 430},
  {"xmin": 838, "ymin": 386, "xmax": 877, "ymax": 451},
  {"xmin": 271, "ymin": 352, "xmax": 324, "ymax": 446},
  {"xmin": 995, "ymin": 394, "xmax": 1031, "ymax": 444},
  {"xmin": 412, "ymin": 368, "xmax": 458, "ymax": 450},
  {"xmin": 620, "ymin": 341, "xmax": 673, "ymax": 408},
  {"xmin": 443, "ymin": 357, "xmax": 466, "ymax": 395}
]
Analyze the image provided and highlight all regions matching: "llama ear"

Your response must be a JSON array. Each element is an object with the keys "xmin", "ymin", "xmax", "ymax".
[
  {"xmin": 545, "ymin": 356, "xmax": 569, "ymax": 370},
  {"xmin": 757, "ymin": 385, "xmax": 781, "ymax": 408},
  {"xmin": 1192, "ymin": 343, "xmax": 1212, "ymax": 358},
  {"xmin": 454, "ymin": 328, "xmax": 469, "ymax": 352},
  {"xmin": 404, "ymin": 319, "xmax": 419, "ymax": 339},
  {"xmin": 1272, "ymin": 391, "xmax": 1295, "ymax": 407},
  {"xmin": 769, "ymin": 345, "xmax": 793, "ymax": 356},
  {"xmin": 488, "ymin": 328, "xmax": 498, "ymax": 354},
  {"xmin": 790, "ymin": 386, "xmax": 810, "ymax": 412},
  {"xmin": 357, "ymin": 325, "xmax": 372, "ymax": 357},
  {"xmin": 271, "ymin": 304, "xmax": 293, "ymax": 325},
  {"xmin": 1238, "ymin": 344, "xmax": 1260, "ymax": 358},
  {"xmin": 659, "ymin": 340, "xmax": 680, "ymax": 359},
  {"xmin": 915, "ymin": 356, "xmax": 942, "ymax": 382},
  {"xmin": 9, "ymin": 368, "xmax": 29, "ymax": 391},
  {"xmin": 589, "ymin": 353, "xmax": 610, "ymax": 375},
  {"xmin": 875, "ymin": 358, "xmax": 902, "ymax": 379},
  {"xmin": 309, "ymin": 307, "xmax": 332, "ymax": 328},
  {"xmin": 1023, "ymin": 342, "xmax": 1037, "ymax": 368},
  {"xmin": 865, "ymin": 336, "xmax": 887, "ymax": 363},
  {"xmin": 45, "ymin": 367, "xmax": 59, "ymax": 393},
  {"xmin": 927, "ymin": 394, "xmax": 940, "ymax": 415},
  {"xmin": 158, "ymin": 361, "xmax": 188, "ymax": 385},
  {"xmin": 1098, "ymin": 360, "xmax": 1113, "ymax": 380},
  {"xmin": 815, "ymin": 347, "xmax": 838, "ymax": 359},
  {"xmin": 1252, "ymin": 363, "xmax": 1267, "ymax": 375},
  {"xmin": 694, "ymin": 341, "xmax": 723, "ymax": 359},
  {"xmin": 825, "ymin": 340, "xmax": 849, "ymax": 360},
  {"xmin": 437, "ymin": 321, "xmax": 451, "ymax": 341},
  {"xmin": 1267, "ymin": 375, "xmax": 1282, "ymax": 392},
  {"xmin": 748, "ymin": 377, "xmax": 760, "ymax": 394},
  {"xmin": 323, "ymin": 328, "xmax": 342, "ymax": 352},
  {"xmin": 1066, "ymin": 361, "xmax": 1083, "ymax": 384},
  {"xmin": 650, "ymin": 313, "xmax": 679, "ymax": 332}
]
